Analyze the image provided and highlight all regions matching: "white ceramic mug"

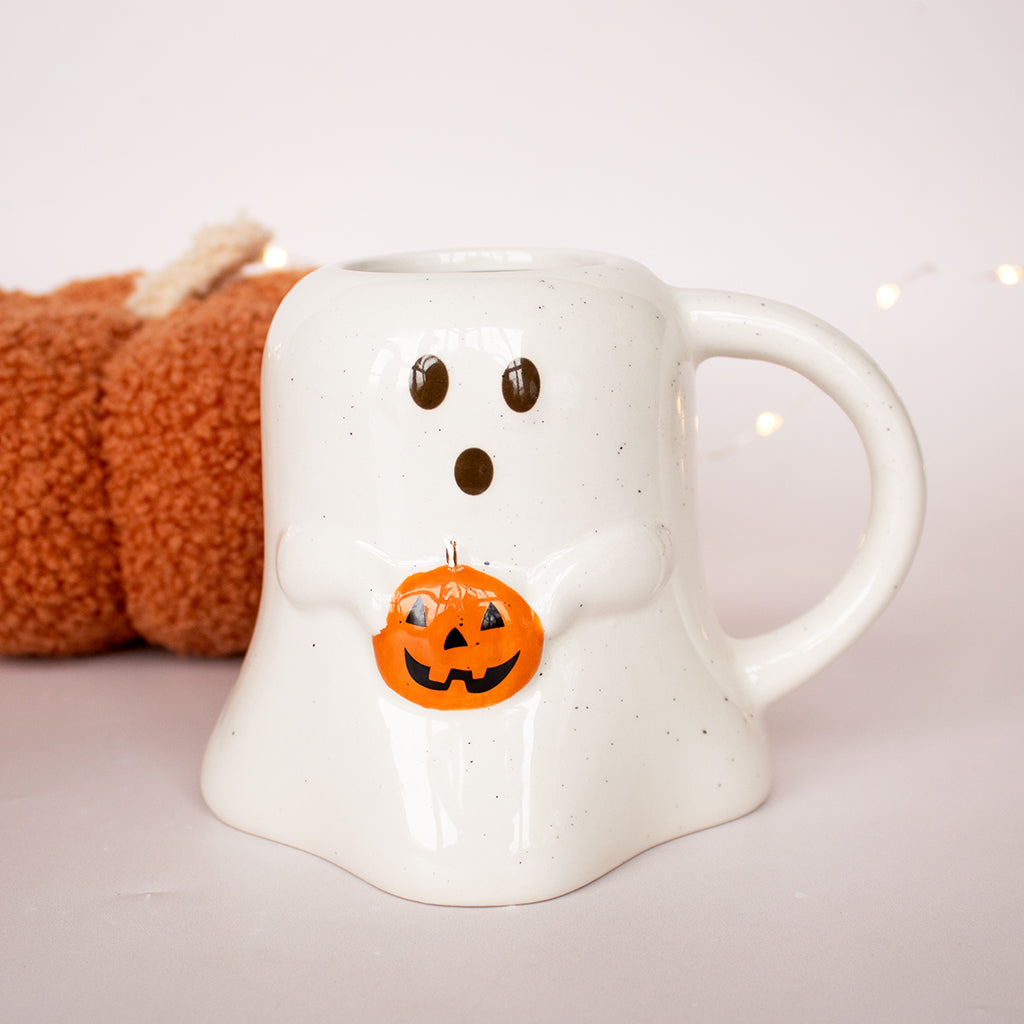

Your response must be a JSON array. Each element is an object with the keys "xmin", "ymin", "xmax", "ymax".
[{"xmin": 201, "ymin": 248, "xmax": 925, "ymax": 906}]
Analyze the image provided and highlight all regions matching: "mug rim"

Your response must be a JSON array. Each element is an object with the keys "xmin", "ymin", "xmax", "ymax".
[{"xmin": 342, "ymin": 247, "xmax": 618, "ymax": 275}]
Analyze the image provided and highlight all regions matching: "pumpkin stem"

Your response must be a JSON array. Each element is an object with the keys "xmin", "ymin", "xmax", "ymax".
[
  {"xmin": 126, "ymin": 215, "xmax": 273, "ymax": 318},
  {"xmin": 446, "ymin": 540, "xmax": 459, "ymax": 568}
]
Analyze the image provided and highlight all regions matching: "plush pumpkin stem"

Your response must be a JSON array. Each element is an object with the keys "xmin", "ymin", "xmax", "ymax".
[{"xmin": 126, "ymin": 215, "xmax": 273, "ymax": 318}]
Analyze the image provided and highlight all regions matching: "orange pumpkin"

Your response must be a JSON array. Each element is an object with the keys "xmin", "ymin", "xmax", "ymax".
[{"xmin": 373, "ymin": 563, "xmax": 543, "ymax": 710}]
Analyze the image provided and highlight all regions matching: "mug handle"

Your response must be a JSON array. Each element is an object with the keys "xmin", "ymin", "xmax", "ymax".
[{"xmin": 674, "ymin": 289, "xmax": 926, "ymax": 709}]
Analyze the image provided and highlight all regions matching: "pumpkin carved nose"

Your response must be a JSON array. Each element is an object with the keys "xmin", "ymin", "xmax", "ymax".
[{"xmin": 444, "ymin": 627, "xmax": 468, "ymax": 650}]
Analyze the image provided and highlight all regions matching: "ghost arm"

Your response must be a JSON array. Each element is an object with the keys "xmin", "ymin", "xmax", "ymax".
[
  {"xmin": 528, "ymin": 521, "xmax": 672, "ymax": 638},
  {"xmin": 275, "ymin": 523, "xmax": 394, "ymax": 632}
]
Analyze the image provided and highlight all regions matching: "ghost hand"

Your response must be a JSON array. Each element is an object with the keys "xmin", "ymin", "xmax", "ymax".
[
  {"xmin": 275, "ymin": 524, "xmax": 392, "ymax": 632},
  {"xmin": 530, "ymin": 522, "xmax": 672, "ymax": 638}
]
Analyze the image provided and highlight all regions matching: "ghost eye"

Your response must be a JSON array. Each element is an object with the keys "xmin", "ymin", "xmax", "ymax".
[
  {"xmin": 410, "ymin": 355, "xmax": 449, "ymax": 410},
  {"xmin": 501, "ymin": 358, "xmax": 540, "ymax": 412},
  {"xmin": 480, "ymin": 602, "xmax": 505, "ymax": 630},
  {"xmin": 405, "ymin": 596, "xmax": 428, "ymax": 627}
]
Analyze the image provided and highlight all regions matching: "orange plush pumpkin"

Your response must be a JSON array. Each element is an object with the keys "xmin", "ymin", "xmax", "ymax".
[{"xmin": 373, "ymin": 562, "xmax": 543, "ymax": 710}]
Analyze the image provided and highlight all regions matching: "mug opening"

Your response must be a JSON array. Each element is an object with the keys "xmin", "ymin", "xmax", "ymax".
[{"xmin": 344, "ymin": 248, "xmax": 608, "ymax": 275}]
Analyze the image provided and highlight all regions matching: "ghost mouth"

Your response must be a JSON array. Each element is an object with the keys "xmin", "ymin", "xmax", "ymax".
[{"xmin": 403, "ymin": 649, "xmax": 521, "ymax": 694}]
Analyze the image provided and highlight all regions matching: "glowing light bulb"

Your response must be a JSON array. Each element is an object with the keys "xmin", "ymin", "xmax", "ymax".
[
  {"xmin": 996, "ymin": 264, "xmax": 1022, "ymax": 286},
  {"xmin": 875, "ymin": 283, "xmax": 901, "ymax": 310},
  {"xmin": 755, "ymin": 412, "xmax": 782, "ymax": 437},
  {"xmin": 262, "ymin": 245, "xmax": 289, "ymax": 269}
]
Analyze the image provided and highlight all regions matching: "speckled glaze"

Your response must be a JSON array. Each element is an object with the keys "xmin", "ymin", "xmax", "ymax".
[{"xmin": 201, "ymin": 248, "xmax": 925, "ymax": 906}]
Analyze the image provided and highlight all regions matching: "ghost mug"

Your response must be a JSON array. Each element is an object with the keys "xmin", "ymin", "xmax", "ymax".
[{"xmin": 202, "ymin": 248, "xmax": 925, "ymax": 906}]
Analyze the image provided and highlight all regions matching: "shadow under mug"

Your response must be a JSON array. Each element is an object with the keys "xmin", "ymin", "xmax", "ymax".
[{"xmin": 202, "ymin": 247, "xmax": 925, "ymax": 905}]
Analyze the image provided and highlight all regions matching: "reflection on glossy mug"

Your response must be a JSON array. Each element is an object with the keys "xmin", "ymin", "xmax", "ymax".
[{"xmin": 201, "ymin": 248, "xmax": 925, "ymax": 906}]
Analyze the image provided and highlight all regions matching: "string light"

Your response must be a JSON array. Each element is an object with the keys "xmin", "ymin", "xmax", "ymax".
[
  {"xmin": 875, "ymin": 283, "xmax": 901, "ymax": 310},
  {"xmin": 873, "ymin": 260, "xmax": 1022, "ymax": 311},
  {"xmin": 755, "ymin": 412, "xmax": 783, "ymax": 437},
  {"xmin": 874, "ymin": 262, "xmax": 940, "ymax": 311},
  {"xmin": 996, "ymin": 264, "xmax": 1022, "ymax": 286},
  {"xmin": 262, "ymin": 245, "xmax": 290, "ymax": 269}
]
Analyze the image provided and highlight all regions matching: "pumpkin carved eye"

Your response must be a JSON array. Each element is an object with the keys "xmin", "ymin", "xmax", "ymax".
[
  {"xmin": 480, "ymin": 602, "xmax": 504, "ymax": 630},
  {"xmin": 405, "ymin": 596, "xmax": 427, "ymax": 627}
]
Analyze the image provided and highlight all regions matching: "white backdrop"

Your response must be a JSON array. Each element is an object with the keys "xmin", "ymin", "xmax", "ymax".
[{"xmin": 2, "ymin": 0, "xmax": 1022, "ymax": 1020}]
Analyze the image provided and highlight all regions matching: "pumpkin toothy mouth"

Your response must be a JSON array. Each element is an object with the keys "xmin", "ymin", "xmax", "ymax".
[{"xmin": 403, "ymin": 649, "xmax": 521, "ymax": 694}]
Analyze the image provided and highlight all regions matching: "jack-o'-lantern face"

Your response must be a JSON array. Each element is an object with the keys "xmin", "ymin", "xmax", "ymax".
[{"xmin": 373, "ymin": 563, "xmax": 543, "ymax": 710}]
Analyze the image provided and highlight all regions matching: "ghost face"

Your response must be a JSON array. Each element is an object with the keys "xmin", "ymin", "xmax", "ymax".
[
  {"xmin": 269, "ymin": 267, "xmax": 666, "ymax": 578},
  {"xmin": 408, "ymin": 351, "xmax": 541, "ymax": 495}
]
